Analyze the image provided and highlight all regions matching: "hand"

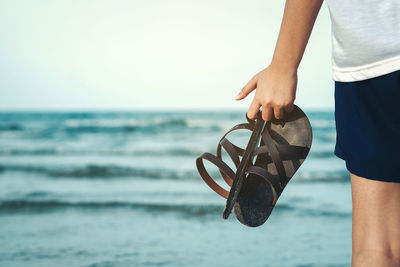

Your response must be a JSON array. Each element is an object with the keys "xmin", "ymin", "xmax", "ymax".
[{"xmin": 235, "ymin": 63, "xmax": 298, "ymax": 121}]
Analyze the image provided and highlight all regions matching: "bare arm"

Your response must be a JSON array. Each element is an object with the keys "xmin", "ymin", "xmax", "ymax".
[{"xmin": 235, "ymin": 0, "xmax": 324, "ymax": 120}]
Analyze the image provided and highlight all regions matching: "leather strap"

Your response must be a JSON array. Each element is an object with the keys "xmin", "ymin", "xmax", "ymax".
[
  {"xmin": 261, "ymin": 123, "xmax": 287, "ymax": 187},
  {"xmin": 196, "ymin": 121, "xmax": 254, "ymax": 198},
  {"xmin": 196, "ymin": 152, "xmax": 236, "ymax": 198},
  {"xmin": 252, "ymin": 144, "xmax": 309, "ymax": 162},
  {"xmin": 216, "ymin": 122, "xmax": 254, "ymax": 186}
]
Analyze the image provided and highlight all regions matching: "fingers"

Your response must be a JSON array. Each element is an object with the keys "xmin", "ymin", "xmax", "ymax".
[
  {"xmin": 235, "ymin": 76, "xmax": 257, "ymax": 100},
  {"xmin": 249, "ymin": 101, "xmax": 294, "ymax": 121},
  {"xmin": 269, "ymin": 102, "xmax": 294, "ymax": 121},
  {"xmin": 274, "ymin": 103, "xmax": 294, "ymax": 120},
  {"xmin": 273, "ymin": 106, "xmax": 283, "ymax": 120},
  {"xmin": 247, "ymin": 98, "xmax": 261, "ymax": 120},
  {"xmin": 262, "ymin": 105, "xmax": 273, "ymax": 121}
]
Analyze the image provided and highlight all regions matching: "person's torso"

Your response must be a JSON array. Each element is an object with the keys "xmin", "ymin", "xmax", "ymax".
[{"xmin": 325, "ymin": 0, "xmax": 400, "ymax": 81}]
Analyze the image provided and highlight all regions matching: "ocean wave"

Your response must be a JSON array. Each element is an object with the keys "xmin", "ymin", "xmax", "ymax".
[
  {"xmin": 296, "ymin": 170, "xmax": 349, "ymax": 183},
  {"xmin": 0, "ymin": 148, "xmax": 63, "ymax": 156},
  {"xmin": 310, "ymin": 119, "xmax": 335, "ymax": 129},
  {"xmin": 63, "ymin": 118, "xmax": 222, "ymax": 134},
  {"xmin": 297, "ymin": 208, "xmax": 352, "ymax": 218},
  {"xmin": 0, "ymin": 163, "xmax": 349, "ymax": 182},
  {"xmin": 307, "ymin": 150, "xmax": 335, "ymax": 159},
  {"xmin": 0, "ymin": 118, "xmax": 227, "ymax": 138},
  {"xmin": 0, "ymin": 147, "xmax": 207, "ymax": 157},
  {"xmin": 0, "ymin": 123, "xmax": 23, "ymax": 131},
  {"xmin": 0, "ymin": 199, "xmax": 295, "ymax": 216},
  {"xmin": 0, "ymin": 164, "xmax": 198, "ymax": 179},
  {"xmin": 0, "ymin": 200, "xmax": 223, "ymax": 216},
  {"xmin": 0, "ymin": 199, "xmax": 349, "ymax": 218},
  {"xmin": 313, "ymin": 133, "xmax": 336, "ymax": 143}
]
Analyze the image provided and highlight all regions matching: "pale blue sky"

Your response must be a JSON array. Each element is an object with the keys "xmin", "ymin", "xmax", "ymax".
[{"xmin": 0, "ymin": 0, "xmax": 333, "ymax": 110}]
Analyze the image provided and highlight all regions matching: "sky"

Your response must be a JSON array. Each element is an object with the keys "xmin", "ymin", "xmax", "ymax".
[{"xmin": 0, "ymin": 0, "xmax": 333, "ymax": 110}]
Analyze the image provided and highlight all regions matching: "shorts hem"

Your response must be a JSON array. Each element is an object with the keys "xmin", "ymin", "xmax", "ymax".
[{"xmin": 334, "ymin": 152, "xmax": 400, "ymax": 183}]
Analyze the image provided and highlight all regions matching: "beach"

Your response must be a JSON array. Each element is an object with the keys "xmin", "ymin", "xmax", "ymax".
[{"xmin": 0, "ymin": 110, "xmax": 351, "ymax": 267}]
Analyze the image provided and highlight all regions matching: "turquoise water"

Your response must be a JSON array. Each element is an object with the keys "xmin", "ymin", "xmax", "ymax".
[{"xmin": 0, "ymin": 110, "xmax": 351, "ymax": 266}]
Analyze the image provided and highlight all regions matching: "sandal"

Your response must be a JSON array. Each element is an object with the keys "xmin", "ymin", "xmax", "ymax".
[{"xmin": 196, "ymin": 105, "xmax": 312, "ymax": 227}]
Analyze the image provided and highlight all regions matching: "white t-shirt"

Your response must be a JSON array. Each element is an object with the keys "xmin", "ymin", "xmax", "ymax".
[{"xmin": 325, "ymin": 0, "xmax": 400, "ymax": 82}]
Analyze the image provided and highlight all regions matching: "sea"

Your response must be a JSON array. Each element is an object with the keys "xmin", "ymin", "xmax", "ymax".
[{"xmin": 0, "ymin": 110, "xmax": 352, "ymax": 267}]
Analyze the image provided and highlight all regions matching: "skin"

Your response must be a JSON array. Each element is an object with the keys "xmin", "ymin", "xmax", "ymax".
[
  {"xmin": 235, "ymin": 0, "xmax": 323, "ymax": 121},
  {"xmin": 235, "ymin": 0, "xmax": 400, "ymax": 265},
  {"xmin": 351, "ymin": 173, "xmax": 400, "ymax": 266}
]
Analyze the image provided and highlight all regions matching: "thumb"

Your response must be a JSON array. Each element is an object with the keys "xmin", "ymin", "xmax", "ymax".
[{"xmin": 235, "ymin": 76, "xmax": 257, "ymax": 100}]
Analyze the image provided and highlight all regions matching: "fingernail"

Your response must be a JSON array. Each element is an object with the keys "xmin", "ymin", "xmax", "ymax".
[{"xmin": 235, "ymin": 91, "xmax": 242, "ymax": 99}]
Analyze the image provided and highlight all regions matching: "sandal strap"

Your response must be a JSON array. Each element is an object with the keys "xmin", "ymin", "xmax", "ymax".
[
  {"xmin": 261, "ymin": 123, "xmax": 287, "ymax": 187},
  {"xmin": 216, "ymin": 138, "xmax": 239, "ymax": 186},
  {"xmin": 252, "ymin": 144, "xmax": 310, "ymax": 162},
  {"xmin": 220, "ymin": 138, "xmax": 240, "ymax": 169},
  {"xmin": 216, "ymin": 122, "xmax": 253, "ymax": 186},
  {"xmin": 196, "ymin": 152, "xmax": 236, "ymax": 199},
  {"xmin": 196, "ymin": 121, "xmax": 255, "ymax": 198}
]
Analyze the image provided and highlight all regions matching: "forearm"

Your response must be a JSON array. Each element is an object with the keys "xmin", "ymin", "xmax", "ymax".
[
  {"xmin": 238, "ymin": 0, "xmax": 324, "ymax": 120},
  {"xmin": 271, "ymin": 0, "xmax": 324, "ymax": 72}
]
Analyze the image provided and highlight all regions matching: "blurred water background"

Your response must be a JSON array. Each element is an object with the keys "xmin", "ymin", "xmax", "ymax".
[{"xmin": 0, "ymin": 110, "xmax": 351, "ymax": 267}]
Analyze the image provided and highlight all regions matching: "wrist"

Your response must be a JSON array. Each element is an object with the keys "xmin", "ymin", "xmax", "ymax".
[{"xmin": 269, "ymin": 57, "xmax": 298, "ymax": 75}]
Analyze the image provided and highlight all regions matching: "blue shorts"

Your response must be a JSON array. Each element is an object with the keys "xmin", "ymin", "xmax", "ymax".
[{"xmin": 334, "ymin": 69, "xmax": 400, "ymax": 182}]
